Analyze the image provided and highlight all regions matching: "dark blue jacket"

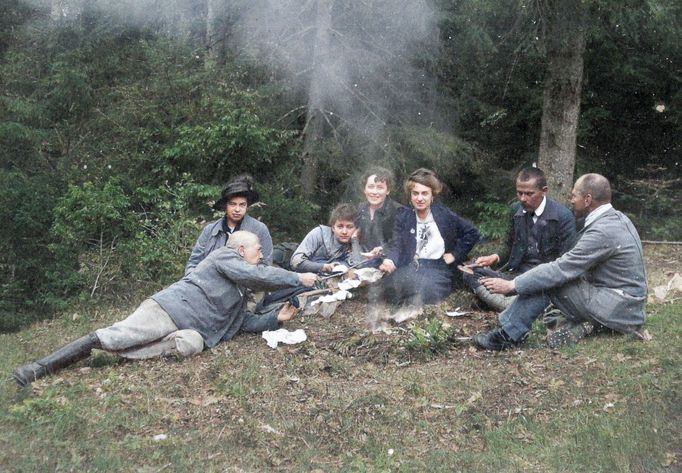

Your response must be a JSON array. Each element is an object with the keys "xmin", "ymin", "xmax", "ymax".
[
  {"xmin": 500, "ymin": 198, "xmax": 577, "ymax": 272},
  {"xmin": 386, "ymin": 203, "xmax": 480, "ymax": 269}
]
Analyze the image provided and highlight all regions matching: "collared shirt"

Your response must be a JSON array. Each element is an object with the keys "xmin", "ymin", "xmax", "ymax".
[
  {"xmin": 525, "ymin": 196, "xmax": 547, "ymax": 224},
  {"xmin": 221, "ymin": 216, "xmax": 242, "ymax": 234},
  {"xmin": 585, "ymin": 203, "xmax": 613, "ymax": 228}
]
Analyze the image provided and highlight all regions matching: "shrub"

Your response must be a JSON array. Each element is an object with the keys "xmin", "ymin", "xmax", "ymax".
[{"xmin": 407, "ymin": 317, "xmax": 453, "ymax": 359}]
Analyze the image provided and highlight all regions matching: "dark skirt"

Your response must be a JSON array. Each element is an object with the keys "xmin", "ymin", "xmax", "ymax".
[{"xmin": 383, "ymin": 258, "xmax": 453, "ymax": 305}]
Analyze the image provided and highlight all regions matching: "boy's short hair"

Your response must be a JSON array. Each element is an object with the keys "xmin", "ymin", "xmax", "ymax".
[
  {"xmin": 328, "ymin": 203, "xmax": 358, "ymax": 227},
  {"xmin": 361, "ymin": 166, "xmax": 394, "ymax": 190}
]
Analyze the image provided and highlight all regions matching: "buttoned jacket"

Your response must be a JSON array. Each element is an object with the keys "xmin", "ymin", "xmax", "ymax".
[
  {"xmin": 386, "ymin": 203, "xmax": 480, "ymax": 269},
  {"xmin": 499, "ymin": 198, "xmax": 576, "ymax": 272}
]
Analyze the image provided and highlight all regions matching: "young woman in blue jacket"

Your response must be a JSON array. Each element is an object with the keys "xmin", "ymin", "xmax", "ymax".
[{"xmin": 379, "ymin": 168, "xmax": 480, "ymax": 305}]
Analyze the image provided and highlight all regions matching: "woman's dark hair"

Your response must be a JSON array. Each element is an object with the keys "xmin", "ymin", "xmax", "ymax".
[{"xmin": 361, "ymin": 166, "xmax": 394, "ymax": 190}]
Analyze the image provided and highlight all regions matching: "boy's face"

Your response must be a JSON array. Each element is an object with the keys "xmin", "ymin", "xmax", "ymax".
[
  {"xmin": 225, "ymin": 196, "xmax": 248, "ymax": 227},
  {"xmin": 331, "ymin": 219, "xmax": 356, "ymax": 244}
]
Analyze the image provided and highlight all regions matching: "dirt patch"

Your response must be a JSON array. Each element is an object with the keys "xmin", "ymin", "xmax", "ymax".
[{"xmin": 643, "ymin": 242, "xmax": 681, "ymax": 288}]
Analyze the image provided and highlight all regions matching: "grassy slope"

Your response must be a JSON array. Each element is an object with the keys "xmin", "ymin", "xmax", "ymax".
[{"xmin": 1, "ymin": 252, "xmax": 680, "ymax": 472}]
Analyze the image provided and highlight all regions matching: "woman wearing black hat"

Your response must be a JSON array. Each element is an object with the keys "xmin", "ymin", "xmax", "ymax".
[{"xmin": 184, "ymin": 174, "xmax": 274, "ymax": 275}]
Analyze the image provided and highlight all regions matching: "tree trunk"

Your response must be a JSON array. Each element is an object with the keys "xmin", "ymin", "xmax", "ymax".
[
  {"xmin": 537, "ymin": 0, "xmax": 587, "ymax": 200},
  {"xmin": 300, "ymin": 0, "xmax": 333, "ymax": 199},
  {"xmin": 206, "ymin": 0, "xmax": 228, "ymax": 65}
]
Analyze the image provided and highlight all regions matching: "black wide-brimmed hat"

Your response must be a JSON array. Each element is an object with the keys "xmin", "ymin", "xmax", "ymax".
[{"xmin": 213, "ymin": 174, "xmax": 260, "ymax": 210}]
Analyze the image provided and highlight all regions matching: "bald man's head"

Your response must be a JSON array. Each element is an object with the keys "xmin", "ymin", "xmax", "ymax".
[
  {"xmin": 574, "ymin": 173, "xmax": 612, "ymax": 204},
  {"xmin": 570, "ymin": 173, "xmax": 612, "ymax": 219},
  {"xmin": 226, "ymin": 231, "xmax": 262, "ymax": 264}
]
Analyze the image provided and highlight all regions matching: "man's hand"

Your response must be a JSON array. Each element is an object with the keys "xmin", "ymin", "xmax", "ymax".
[
  {"xmin": 368, "ymin": 246, "xmax": 383, "ymax": 258},
  {"xmin": 322, "ymin": 263, "xmax": 335, "ymax": 273},
  {"xmin": 443, "ymin": 253, "xmax": 455, "ymax": 265},
  {"xmin": 379, "ymin": 259, "xmax": 396, "ymax": 273},
  {"xmin": 277, "ymin": 302, "xmax": 299, "ymax": 322},
  {"xmin": 298, "ymin": 273, "xmax": 318, "ymax": 287},
  {"xmin": 480, "ymin": 277, "xmax": 515, "ymax": 295},
  {"xmin": 475, "ymin": 254, "xmax": 500, "ymax": 267}
]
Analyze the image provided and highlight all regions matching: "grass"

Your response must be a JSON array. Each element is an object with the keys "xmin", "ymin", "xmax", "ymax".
[{"xmin": 1, "ymin": 265, "xmax": 681, "ymax": 471}]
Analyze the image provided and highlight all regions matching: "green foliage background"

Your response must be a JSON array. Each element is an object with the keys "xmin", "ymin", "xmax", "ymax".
[{"xmin": 0, "ymin": 0, "xmax": 680, "ymax": 330}]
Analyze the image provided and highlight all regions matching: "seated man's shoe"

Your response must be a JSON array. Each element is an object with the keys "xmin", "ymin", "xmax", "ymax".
[
  {"xmin": 546, "ymin": 321, "xmax": 594, "ymax": 349},
  {"xmin": 473, "ymin": 328, "xmax": 517, "ymax": 351},
  {"xmin": 542, "ymin": 305, "xmax": 568, "ymax": 330}
]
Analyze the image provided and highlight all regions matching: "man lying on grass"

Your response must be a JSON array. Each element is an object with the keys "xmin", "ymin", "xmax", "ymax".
[
  {"xmin": 14, "ymin": 231, "xmax": 318, "ymax": 387},
  {"xmin": 472, "ymin": 173, "xmax": 647, "ymax": 351}
]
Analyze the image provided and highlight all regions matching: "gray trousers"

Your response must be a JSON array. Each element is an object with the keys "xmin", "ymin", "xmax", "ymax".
[
  {"xmin": 551, "ymin": 278, "xmax": 644, "ymax": 335},
  {"xmin": 96, "ymin": 299, "xmax": 204, "ymax": 359},
  {"xmin": 499, "ymin": 277, "xmax": 644, "ymax": 342},
  {"xmin": 463, "ymin": 267, "xmax": 517, "ymax": 312}
]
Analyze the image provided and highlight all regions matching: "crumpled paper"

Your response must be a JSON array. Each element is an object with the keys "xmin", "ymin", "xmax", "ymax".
[
  {"xmin": 354, "ymin": 268, "xmax": 383, "ymax": 283},
  {"xmin": 338, "ymin": 279, "xmax": 362, "ymax": 291},
  {"xmin": 330, "ymin": 264, "xmax": 349, "ymax": 274},
  {"xmin": 311, "ymin": 289, "xmax": 352, "ymax": 304},
  {"xmin": 446, "ymin": 307, "xmax": 471, "ymax": 317},
  {"xmin": 651, "ymin": 273, "xmax": 682, "ymax": 302},
  {"xmin": 262, "ymin": 328, "xmax": 307, "ymax": 348}
]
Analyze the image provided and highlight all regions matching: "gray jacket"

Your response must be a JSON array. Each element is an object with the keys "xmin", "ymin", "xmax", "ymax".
[
  {"xmin": 184, "ymin": 215, "xmax": 274, "ymax": 275},
  {"xmin": 515, "ymin": 207, "xmax": 646, "ymax": 331},
  {"xmin": 154, "ymin": 247, "xmax": 301, "ymax": 348},
  {"xmin": 290, "ymin": 225, "xmax": 356, "ymax": 273}
]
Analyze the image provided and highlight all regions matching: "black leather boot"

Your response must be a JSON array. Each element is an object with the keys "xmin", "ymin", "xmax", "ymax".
[
  {"xmin": 13, "ymin": 332, "xmax": 102, "ymax": 387},
  {"xmin": 472, "ymin": 328, "xmax": 517, "ymax": 351}
]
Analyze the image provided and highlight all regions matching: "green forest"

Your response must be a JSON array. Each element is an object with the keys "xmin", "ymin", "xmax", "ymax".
[{"xmin": 1, "ymin": 0, "xmax": 680, "ymax": 330}]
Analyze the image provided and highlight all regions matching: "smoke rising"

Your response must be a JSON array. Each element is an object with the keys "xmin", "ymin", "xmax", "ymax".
[{"xmin": 228, "ymin": 0, "xmax": 439, "ymax": 141}]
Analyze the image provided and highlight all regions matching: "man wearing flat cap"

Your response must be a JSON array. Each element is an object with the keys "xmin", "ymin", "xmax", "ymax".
[{"xmin": 185, "ymin": 174, "xmax": 274, "ymax": 275}]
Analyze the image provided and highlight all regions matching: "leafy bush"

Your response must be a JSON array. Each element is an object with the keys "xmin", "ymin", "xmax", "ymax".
[
  {"xmin": 0, "ymin": 170, "xmax": 61, "ymax": 331},
  {"xmin": 407, "ymin": 317, "xmax": 453, "ymax": 359},
  {"xmin": 162, "ymin": 96, "xmax": 299, "ymax": 184},
  {"xmin": 48, "ymin": 179, "xmax": 137, "ymax": 301},
  {"xmin": 250, "ymin": 171, "xmax": 321, "ymax": 242},
  {"xmin": 129, "ymin": 175, "xmax": 218, "ymax": 284},
  {"xmin": 474, "ymin": 199, "xmax": 510, "ymax": 241}
]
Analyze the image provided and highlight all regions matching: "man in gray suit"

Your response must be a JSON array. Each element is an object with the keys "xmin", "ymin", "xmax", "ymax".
[
  {"xmin": 473, "ymin": 173, "xmax": 647, "ymax": 351},
  {"xmin": 14, "ymin": 231, "xmax": 318, "ymax": 387}
]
